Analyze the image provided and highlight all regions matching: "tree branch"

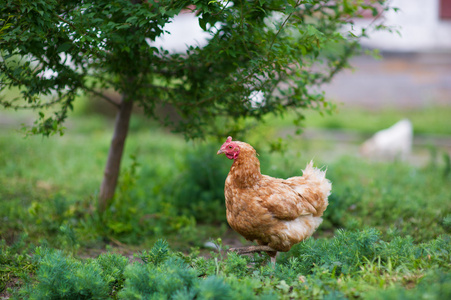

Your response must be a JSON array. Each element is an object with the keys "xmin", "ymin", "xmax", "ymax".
[
  {"xmin": 143, "ymin": 84, "xmax": 176, "ymax": 92},
  {"xmin": 267, "ymin": 0, "xmax": 302, "ymax": 60},
  {"xmin": 55, "ymin": 14, "xmax": 77, "ymax": 31},
  {"xmin": 85, "ymin": 88, "xmax": 121, "ymax": 109},
  {"xmin": 0, "ymin": 97, "xmax": 64, "ymax": 110}
]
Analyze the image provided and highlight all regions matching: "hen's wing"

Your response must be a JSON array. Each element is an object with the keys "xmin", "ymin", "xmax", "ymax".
[{"xmin": 256, "ymin": 175, "xmax": 317, "ymax": 220}]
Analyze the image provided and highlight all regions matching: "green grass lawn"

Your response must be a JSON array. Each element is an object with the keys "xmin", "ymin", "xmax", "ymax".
[
  {"xmin": 259, "ymin": 105, "xmax": 451, "ymax": 135},
  {"xmin": 1, "ymin": 106, "xmax": 450, "ymax": 299}
]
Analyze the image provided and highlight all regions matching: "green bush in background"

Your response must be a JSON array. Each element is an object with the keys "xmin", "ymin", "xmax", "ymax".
[{"xmin": 168, "ymin": 144, "xmax": 230, "ymax": 224}]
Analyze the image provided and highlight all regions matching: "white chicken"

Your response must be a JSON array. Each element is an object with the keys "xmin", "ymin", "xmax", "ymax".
[{"xmin": 360, "ymin": 119, "xmax": 413, "ymax": 161}]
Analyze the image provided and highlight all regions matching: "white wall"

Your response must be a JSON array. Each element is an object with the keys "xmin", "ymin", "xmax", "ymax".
[
  {"xmin": 354, "ymin": 0, "xmax": 451, "ymax": 52},
  {"xmin": 148, "ymin": 13, "xmax": 210, "ymax": 53}
]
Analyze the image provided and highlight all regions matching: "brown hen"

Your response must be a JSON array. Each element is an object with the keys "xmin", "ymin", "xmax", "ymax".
[{"xmin": 217, "ymin": 136, "xmax": 331, "ymax": 265}]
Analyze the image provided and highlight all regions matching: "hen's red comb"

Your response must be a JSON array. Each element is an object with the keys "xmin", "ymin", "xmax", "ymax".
[{"xmin": 226, "ymin": 136, "xmax": 233, "ymax": 143}]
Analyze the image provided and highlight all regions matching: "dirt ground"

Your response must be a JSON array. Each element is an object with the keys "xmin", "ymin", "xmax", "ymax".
[
  {"xmin": 322, "ymin": 52, "xmax": 451, "ymax": 109},
  {"xmin": 302, "ymin": 52, "xmax": 451, "ymax": 166}
]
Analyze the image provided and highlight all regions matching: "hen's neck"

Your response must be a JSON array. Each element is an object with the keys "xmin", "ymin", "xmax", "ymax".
[{"xmin": 229, "ymin": 150, "xmax": 262, "ymax": 188}]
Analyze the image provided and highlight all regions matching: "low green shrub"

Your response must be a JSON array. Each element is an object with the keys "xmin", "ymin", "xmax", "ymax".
[
  {"xmin": 0, "ymin": 235, "xmax": 35, "ymax": 295},
  {"xmin": 137, "ymin": 239, "xmax": 170, "ymax": 266},
  {"xmin": 279, "ymin": 229, "xmax": 450, "ymax": 277},
  {"xmin": 13, "ymin": 247, "xmax": 128, "ymax": 300},
  {"xmin": 118, "ymin": 257, "xmax": 199, "ymax": 299},
  {"xmin": 365, "ymin": 270, "xmax": 451, "ymax": 300},
  {"xmin": 92, "ymin": 252, "xmax": 129, "ymax": 295},
  {"xmin": 15, "ymin": 249, "xmax": 109, "ymax": 299},
  {"xmin": 7, "ymin": 233, "xmax": 451, "ymax": 300}
]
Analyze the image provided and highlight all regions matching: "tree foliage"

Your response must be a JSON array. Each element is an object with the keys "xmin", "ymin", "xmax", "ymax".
[
  {"xmin": 1, "ymin": 0, "xmax": 392, "ymax": 137},
  {"xmin": 1, "ymin": 0, "xmax": 395, "ymax": 209}
]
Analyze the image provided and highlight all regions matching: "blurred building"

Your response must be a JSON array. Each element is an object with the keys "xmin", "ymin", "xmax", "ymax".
[
  {"xmin": 356, "ymin": 0, "xmax": 451, "ymax": 53},
  {"xmin": 148, "ymin": 1, "xmax": 451, "ymax": 110},
  {"xmin": 321, "ymin": 0, "xmax": 451, "ymax": 109}
]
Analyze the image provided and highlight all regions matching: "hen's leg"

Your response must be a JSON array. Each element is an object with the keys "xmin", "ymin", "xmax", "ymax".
[
  {"xmin": 228, "ymin": 245, "xmax": 276, "ymax": 254},
  {"xmin": 228, "ymin": 246, "xmax": 278, "ymax": 266},
  {"xmin": 267, "ymin": 251, "xmax": 278, "ymax": 267}
]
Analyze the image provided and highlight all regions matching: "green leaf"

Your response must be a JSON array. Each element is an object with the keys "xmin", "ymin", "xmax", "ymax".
[
  {"xmin": 198, "ymin": 17, "xmax": 207, "ymax": 31},
  {"xmin": 371, "ymin": 7, "xmax": 379, "ymax": 17},
  {"xmin": 125, "ymin": 16, "xmax": 138, "ymax": 24},
  {"xmin": 287, "ymin": 0, "xmax": 297, "ymax": 7},
  {"xmin": 56, "ymin": 43, "xmax": 71, "ymax": 53}
]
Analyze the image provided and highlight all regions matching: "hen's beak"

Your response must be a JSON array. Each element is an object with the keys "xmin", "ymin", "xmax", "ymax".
[{"xmin": 217, "ymin": 149, "xmax": 224, "ymax": 155}]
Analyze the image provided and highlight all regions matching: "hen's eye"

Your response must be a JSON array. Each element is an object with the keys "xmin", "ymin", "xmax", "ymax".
[{"xmin": 228, "ymin": 145, "xmax": 233, "ymax": 149}]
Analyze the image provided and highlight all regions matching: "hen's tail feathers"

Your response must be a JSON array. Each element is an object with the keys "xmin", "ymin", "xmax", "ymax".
[{"xmin": 302, "ymin": 160, "xmax": 332, "ymax": 216}]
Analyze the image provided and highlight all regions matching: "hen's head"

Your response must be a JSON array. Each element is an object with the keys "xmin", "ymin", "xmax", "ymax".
[{"xmin": 217, "ymin": 136, "xmax": 241, "ymax": 160}]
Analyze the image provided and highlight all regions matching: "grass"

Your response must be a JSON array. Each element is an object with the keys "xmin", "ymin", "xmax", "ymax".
[
  {"xmin": 258, "ymin": 105, "xmax": 451, "ymax": 135},
  {"xmin": 0, "ymin": 104, "xmax": 450, "ymax": 298}
]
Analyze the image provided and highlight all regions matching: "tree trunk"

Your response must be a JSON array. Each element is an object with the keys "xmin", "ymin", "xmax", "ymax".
[{"xmin": 98, "ymin": 94, "xmax": 134, "ymax": 213}]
